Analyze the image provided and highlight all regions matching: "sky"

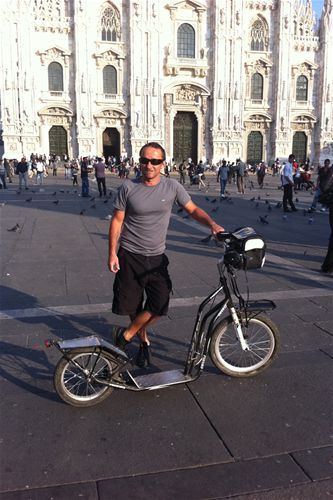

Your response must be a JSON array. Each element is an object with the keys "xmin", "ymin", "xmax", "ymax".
[{"xmin": 312, "ymin": 0, "xmax": 325, "ymax": 18}]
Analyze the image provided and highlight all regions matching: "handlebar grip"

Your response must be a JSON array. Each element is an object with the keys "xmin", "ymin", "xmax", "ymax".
[{"xmin": 215, "ymin": 231, "xmax": 232, "ymax": 242}]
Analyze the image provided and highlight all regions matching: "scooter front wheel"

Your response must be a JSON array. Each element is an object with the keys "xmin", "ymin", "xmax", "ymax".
[
  {"xmin": 54, "ymin": 349, "xmax": 116, "ymax": 407},
  {"xmin": 209, "ymin": 315, "xmax": 279, "ymax": 377}
]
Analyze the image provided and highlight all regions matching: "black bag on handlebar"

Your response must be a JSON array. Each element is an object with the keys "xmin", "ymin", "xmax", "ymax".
[{"xmin": 225, "ymin": 227, "xmax": 266, "ymax": 270}]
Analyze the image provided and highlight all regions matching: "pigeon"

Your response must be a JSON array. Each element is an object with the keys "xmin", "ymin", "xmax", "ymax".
[
  {"xmin": 53, "ymin": 200, "xmax": 59, "ymax": 205},
  {"xmin": 25, "ymin": 197, "xmax": 32, "ymax": 202},
  {"xmin": 308, "ymin": 217, "xmax": 314, "ymax": 224},
  {"xmin": 109, "ymin": 191, "xmax": 113, "ymax": 197},
  {"xmin": 16, "ymin": 190, "xmax": 21, "ymax": 195},
  {"xmin": 275, "ymin": 201, "xmax": 282, "ymax": 209},
  {"xmin": 52, "ymin": 191, "xmax": 57, "ymax": 196},
  {"xmin": 268, "ymin": 204, "xmax": 272, "ymax": 211},
  {"xmin": 79, "ymin": 210, "xmax": 86, "ymax": 215},
  {"xmin": 104, "ymin": 214, "xmax": 112, "ymax": 220},
  {"xmin": 210, "ymin": 198, "xmax": 217, "ymax": 203},
  {"xmin": 282, "ymin": 214, "xmax": 287, "ymax": 220},
  {"xmin": 177, "ymin": 207, "xmax": 183, "ymax": 213},
  {"xmin": 199, "ymin": 234, "xmax": 212, "ymax": 244},
  {"xmin": 257, "ymin": 196, "xmax": 261, "ymax": 200},
  {"xmin": 295, "ymin": 198, "xmax": 299, "ymax": 203},
  {"xmin": 259, "ymin": 216, "xmax": 269, "ymax": 224},
  {"xmin": 7, "ymin": 223, "xmax": 20, "ymax": 232},
  {"xmin": 205, "ymin": 196, "xmax": 210, "ymax": 202},
  {"xmin": 266, "ymin": 193, "xmax": 270, "ymax": 197},
  {"xmin": 250, "ymin": 197, "xmax": 255, "ymax": 202},
  {"xmin": 255, "ymin": 202, "xmax": 260, "ymax": 208},
  {"xmin": 59, "ymin": 190, "xmax": 64, "ymax": 193},
  {"xmin": 90, "ymin": 204, "xmax": 96, "ymax": 209},
  {"xmin": 265, "ymin": 200, "xmax": 269, "ymax": 205}
]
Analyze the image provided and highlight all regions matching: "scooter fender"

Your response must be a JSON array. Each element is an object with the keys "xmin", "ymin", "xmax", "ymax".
[{"xmin": 55, "ymin": 335, "xmax": 129, "ymax": 361}]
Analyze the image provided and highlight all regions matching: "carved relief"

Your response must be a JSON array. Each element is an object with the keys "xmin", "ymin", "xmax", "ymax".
[
  {"xmin": 37, "ymin": 47, "xmax": 71, "ymax": 66},
  {"xmin": 175, "ymin": 84, "xmax": 199, "ymax": 102}
]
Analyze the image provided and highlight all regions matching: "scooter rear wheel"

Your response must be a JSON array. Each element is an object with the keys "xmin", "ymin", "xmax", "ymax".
[
  {"xmin": 54, "ymin": 349, "xmax": 115, "ymax": 407},
  {"xmin": 210, "ymin": 315, "xmax": 279, "ymax": 377}
]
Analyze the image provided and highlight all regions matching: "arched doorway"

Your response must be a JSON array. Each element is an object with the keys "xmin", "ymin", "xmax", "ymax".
[
  {"xmin": 173, "ymin": 112, "xmax": 198, "ymax": 164},
  {"xmin": 49, "ymin": 126, "xmax": 68, "ymax": 157},
  {"xmin": 247, "ymin": 131, "xmax": 263, "ymax": 165},
  {"xmin": 103, "ymin": 128, "xmax": 120, "ymax": 160},
  {"xmin": 292, "ymin": 132, "xmax": 307, "ymax": 164}
]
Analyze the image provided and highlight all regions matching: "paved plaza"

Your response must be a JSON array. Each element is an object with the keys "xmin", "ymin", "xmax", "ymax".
[{"xmin": 0, "ymin": 170, "xmax": 332, "ymax": 499}]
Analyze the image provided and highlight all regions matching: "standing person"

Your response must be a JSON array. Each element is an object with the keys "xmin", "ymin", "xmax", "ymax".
[
  {"xmin": 94, "ymin": 157, "xmax": 107, "ymax": 197},
  {"xmin": 35, "ymin": 157, "xmax": 45, "ymax": 185},
  {"xmin": 80, "ymin": 157, "xmax": 90, "ymax": 197},
  {"xmin": 320, "ymin": 164, "xmax": 333, "ymax": 274},
  {"xmin": 16, "ymin": 157, "xmax": 29, "ymax": 190},
  {"xmin": 309, "ymin": 159, "xmax": 331, "ymax": 212},
  {"xmin": 217, "ymin": 160, "xmax": 229, "ymax": 198},
  {"xmin": 236, "ymin": 158, "xmax": 246, "ymax": 194},
  {"xmin": 196, "ymin": 160, "xmax": 206, "ymax": 191},
  {"xmin": 281, "ymin": 154, "xmax": 297, "ymax": 212},
  {"xmin": 4, "ymin": 158, "xmax": 12, "ymax": 183},
  {"xmin": 108, "ymin": 142, "xmax": 224, "ymax": 366},
  {"xmin": 178, "ymin": 160, "xmax": 186, "ymax": 185},
  {"xmin": 256, "ymin": 162, "xmax": 266, "ymax": 188},
  {"xmin": 0, "ymin": 159, "xmax": 7, "ymax": 188},
  {"xmin": 71, "ymin": 160, "xmax": 79, "ymax": 186}
]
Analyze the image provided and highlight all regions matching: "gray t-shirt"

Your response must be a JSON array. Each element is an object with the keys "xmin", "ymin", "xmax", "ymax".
[{"xmin": 113, "ymin": 177, "xmax": 191, "ymax": 255}]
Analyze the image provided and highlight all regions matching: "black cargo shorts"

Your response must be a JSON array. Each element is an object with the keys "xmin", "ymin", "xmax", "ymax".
[{"xmin": 112, "ymin": 247, "xmax": 172, "ymax": 316}]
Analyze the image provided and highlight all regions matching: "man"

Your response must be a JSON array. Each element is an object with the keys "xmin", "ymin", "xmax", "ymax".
[
  {"xmin": 236, "ymin": 158, "xmax": 246, "ymax": 194},
  {"xmin": 217, "ymin": 160, "xmax": 229, "ymax": 198},
  {"xmin": 281, "ymin": 154, "xmax": 297, "ymax": 212},
  {"xmin": 309, "ymin": 159, "xmax": 331, "ymax": 212},
  {"xmin": 16, "ymin": 157, "xmax": 29, "ymax": 190},
  {"xmin": 178, "ymin": 160, "xmax": 186, "ymax": 185},
  {"xmin": 94, "ymin": 157, "xmax": 107, "ymax": 197},
  {"xmin": 320, "ymin": 162, "xmax": 333, "ymax": 274},
  {"xmin": 108, "ymin": 142, "xmax": 224, "ymax": 367},
  {"xmin": 80, "ymin": 157, "xmax": 90, "ymax": 197}
]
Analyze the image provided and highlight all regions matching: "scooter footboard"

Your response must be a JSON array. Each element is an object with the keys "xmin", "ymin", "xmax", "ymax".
[{"xmin": 49, "ymin": 335, "xmax": 129, "ymax": 361}]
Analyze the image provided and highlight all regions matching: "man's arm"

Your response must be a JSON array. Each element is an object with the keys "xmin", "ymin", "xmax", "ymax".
[
  {"xmin": 108, "ymin": 209, "xmax": 125, "ymax": 273},
  {"xmin": 183, "ymin": 200, "xmax": 224, "ymax": 235}
]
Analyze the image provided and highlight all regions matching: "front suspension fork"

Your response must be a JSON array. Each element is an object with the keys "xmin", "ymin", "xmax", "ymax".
[{"xmin": 230, "ymin": 307, "xmax": 249, "ymax": 351}]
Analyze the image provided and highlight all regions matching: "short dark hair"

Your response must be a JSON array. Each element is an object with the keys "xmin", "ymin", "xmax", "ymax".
[
  {"xmin": 139, "ymin": 142, "xmax": 166, "ymax": 161},
  {"xmin": 289, "ymin": 154, "xmax": 295, "ymax": 160}
]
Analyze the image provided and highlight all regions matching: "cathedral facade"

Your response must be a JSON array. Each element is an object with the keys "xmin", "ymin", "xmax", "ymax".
[{"xmin": 0, "ymin": 0, "xmax": 332, "ymax": 165}]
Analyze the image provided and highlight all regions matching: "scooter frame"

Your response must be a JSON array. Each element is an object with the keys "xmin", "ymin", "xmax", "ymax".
[{"xmin": 48, "ymin": 257, "xmax": 276, "ymax": 393}]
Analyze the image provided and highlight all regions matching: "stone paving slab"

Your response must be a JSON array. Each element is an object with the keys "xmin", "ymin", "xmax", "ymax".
[
  {"xmin": 222, "ymin": 478, "xmax": 333, "ymax": 500},
  {"xmin": 0, "ymin": 482, "xmax": 98, "ymax": 500},
  {"xmin": 0, "ymin": 384, "xmax": 232, "ymax": 492},
  {"xmin": 292, "ymin": 446, "xmax": 333, "ymax": 481},
  {"xmin": 190, "ymin": 351, "xmax": 333, "ymax": 459},
  {"xmin": 96, "ymin": 455, "xmax": 308, "ymax": 500}
]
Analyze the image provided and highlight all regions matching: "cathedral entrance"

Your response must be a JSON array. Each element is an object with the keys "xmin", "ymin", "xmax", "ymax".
[
  {"xmin": 103, "ymin": 128, "xmax": 120, "ymax": 160},
  {"xmin": 247, "ymin": 131, "xmax": 263, "ymax": 165},
  {"xmin": 49, "ymin": 126, "xmax": 68, "ymax": 157},
  {"xmin": 173, "ymin": 112, "xmax": 198, "ymax": 164},
  {"xmin": 292, "ymin": 132, "xmax": 307, "ymax": 164}
]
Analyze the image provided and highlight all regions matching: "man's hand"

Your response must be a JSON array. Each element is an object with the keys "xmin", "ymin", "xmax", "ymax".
[
  {"xmin": 210, "ymin": 222, "xmax": 225, "ymax": 236},
  {"xmin": 108, "ymin": 255, "xmax": 120, "ymax": 273}
]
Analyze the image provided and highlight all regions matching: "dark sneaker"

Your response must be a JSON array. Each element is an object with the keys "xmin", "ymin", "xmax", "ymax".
[
  {"xmin": 136, "ymin": 342, "xmax": 152, "ymax": 368},
  {"xmin": 112, "ymin": 326, "xmax": 129, "ymax": 350}
]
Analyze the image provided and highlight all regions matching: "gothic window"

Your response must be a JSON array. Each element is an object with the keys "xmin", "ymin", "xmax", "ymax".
[
  {"xmin": 177, "ymin": 23, "xmax": 195, "ymax": 58},
  {"xmin": 101, "ymin": 5, "xmax": 120, "ymax": 41},
  {"xmin": 296, "ymin": 75, "xmax": 308, "ymax": 101},
  {"xmin": 250, "ymin": 19, "xmax": 266, "ymax": 51},
  {"xmin": 48, "ymin": 62, "xmax": 63, "ymax": 91},
  {"xmin": 103, "ymin": 65, "xmax": 117, "ymax": 94},
  {"xmin": 251, "ymin": 73, "xmax": 264, "ymax": 100}
]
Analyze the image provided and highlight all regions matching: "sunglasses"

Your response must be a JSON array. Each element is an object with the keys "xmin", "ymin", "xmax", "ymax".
[{"xmin": 139, "ymin": 157, "xmax": 164, "ymax": 166}]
